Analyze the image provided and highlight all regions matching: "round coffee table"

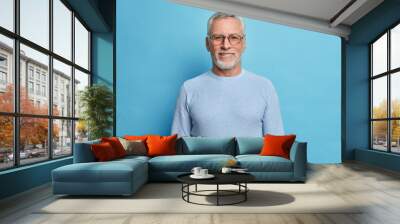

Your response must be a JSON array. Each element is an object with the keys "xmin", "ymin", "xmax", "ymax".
[{"xmin": 177, "ymin": 172, "xmax": 255, "ymax": 206}]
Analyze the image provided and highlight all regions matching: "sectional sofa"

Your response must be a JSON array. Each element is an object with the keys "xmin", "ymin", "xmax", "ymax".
[{"xmin": 52, "ymin": 137, "xmax": 307, "ymax": 196}]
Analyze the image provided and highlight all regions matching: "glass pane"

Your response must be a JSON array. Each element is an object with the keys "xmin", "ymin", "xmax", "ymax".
[
  {"xmin": 391, "ymin": 120, "xmax": 400, "ymax": 153},
  {"xmin": 372, "ymin": 33, "xmax": 387, "ymax": 76},
  {"xmin": 74, "ymin": 69, "xmax": 89, "ymax": 118},
  {"xmin": 75, "ymin": 120, "xmax": 88, "ymax": 143},
  {"xmin": 0, "ymin": 0, "xmax": 14, "ymax": 31},
  {"xmin": 372, "ymin": 121, "xmax": 388, "ymax": 151},
  {"xmin": 53, "ymin": 119, "xmax": 72, "ymax": 157},
  {"xmin": 0, "ymin": 116, "xmax": 14, "ymax": 170},
  {"xmin": 20, "ymin": 117, "xmax": 49, "ymax": 165},
  {"xmin": 20, "ymin": 44, "xmax": 49, "ymax": 115},
  {"xmin": 372, "ymin": 77, "xmax": 387, "ymax": 119},
  {"xmin": 53, "ymin": 59, "xmax": 72, "ymax": 117},
  {"xmin": 0, "ymin": 34, "xmax": 14, "ymax": 112},
  {"xmin": 391, "ymin": 24, "xmax": 400, "ymax": 70},
  {"xmin": 392, "ymin": 72, "xmax": 400, "ymax": 118},
  {"xmin": 20, "ymin": 0, "xmax": 49, "ymax": 49},
  {"xmin": 53, "ymin": 0, "xmax": 72, "ymax": 60},
  {"xmin": 74, "ymin": 17, "xmax": 89, "ymax": 70}
]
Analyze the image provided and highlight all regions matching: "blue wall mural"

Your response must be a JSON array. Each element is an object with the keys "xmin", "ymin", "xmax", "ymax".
[{"xmin": 116, "ymin": 0, "xmax": 341, "ymax": 163}]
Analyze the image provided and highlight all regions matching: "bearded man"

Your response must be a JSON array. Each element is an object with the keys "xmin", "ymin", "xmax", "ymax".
[{"xmin": 171, "ymin": 12, "xmax": 284, "ymax": 137}]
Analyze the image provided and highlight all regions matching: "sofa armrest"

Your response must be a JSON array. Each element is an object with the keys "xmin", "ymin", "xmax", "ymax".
[
  {"xmin": 73, "ymin": 140, "xmax": 100, "ymax": 163},
  {"xmin": 289, "ymin": 141, "xmax": 307, "ymax": 181}
]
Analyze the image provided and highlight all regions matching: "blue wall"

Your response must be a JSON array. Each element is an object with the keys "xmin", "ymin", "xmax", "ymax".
[
  {"xmin": 92, "ymin": 32, "xmax": 114, "ymax": 88},
  {"xmin": 0, "ymin": 158, "xmax": 72, "ymax": 199},
  {"xmin": 345, "ymin": 0, "xmax": 400, "ymax": 170},
  {"xmin": 116, "ymin": 0, "xmax": 341, "ymax": 163}
]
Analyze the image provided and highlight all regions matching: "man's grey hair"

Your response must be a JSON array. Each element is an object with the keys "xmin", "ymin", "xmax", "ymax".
[{"xmin": 207, "ymin": 12, "xmax": 245, "ymax": 35}]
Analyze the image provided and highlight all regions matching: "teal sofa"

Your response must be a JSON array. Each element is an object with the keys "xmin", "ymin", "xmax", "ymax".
[{"xmin": 52, "ymin": 137, "xmax": 307, "ymax": 196}]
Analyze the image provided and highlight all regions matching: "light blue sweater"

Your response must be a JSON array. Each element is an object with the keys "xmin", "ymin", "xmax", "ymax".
[{"xmin": 171, "ymin": 69, "xmax": 284, "ymax": 137}]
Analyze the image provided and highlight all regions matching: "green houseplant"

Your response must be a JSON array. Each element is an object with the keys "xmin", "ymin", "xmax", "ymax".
[{"xmin": 79, "ymin": 84, "xmax": 113, "ymax": 140}]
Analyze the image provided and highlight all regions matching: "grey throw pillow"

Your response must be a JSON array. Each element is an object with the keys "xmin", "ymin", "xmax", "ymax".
[{"xmin": 118, "ymin": 138, "xmax": 147, "ymax": 156}]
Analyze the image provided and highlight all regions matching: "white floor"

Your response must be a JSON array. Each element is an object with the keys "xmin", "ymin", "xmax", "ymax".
[{"xmin": 1, "ymin": 162, "xmax": 400, "ymax": 224}]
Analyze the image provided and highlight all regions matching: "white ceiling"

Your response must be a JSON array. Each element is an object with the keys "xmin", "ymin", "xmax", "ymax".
[{"xmin": 169, "ymin": 0, "xmax": 384, "ymax": 38}]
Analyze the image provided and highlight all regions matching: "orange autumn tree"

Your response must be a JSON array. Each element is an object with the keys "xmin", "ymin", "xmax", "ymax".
[
  {"xmin": 372, "ymin": 99, "xmax": 400, "ymax": 142},
  {"xmin": 0, "ymin": 84, "xmax": 59, "ymax": 151}
]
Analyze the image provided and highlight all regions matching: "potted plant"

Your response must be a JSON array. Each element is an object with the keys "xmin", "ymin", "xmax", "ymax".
[{"xmin": 79, "ymin": 84, "xmax": 113, "ymax": 140}]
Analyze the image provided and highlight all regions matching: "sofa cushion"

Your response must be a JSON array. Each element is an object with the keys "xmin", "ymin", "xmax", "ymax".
[
  {"xmin": 73, "ymin": 139, "xmax": 100, "ymax": 163},
  {"xmin": 147, "ymin": 135, "xmax": 177, "ymax": 157},
  {"xmin": 236, "ymin": 155, "xmax": 293, "ymax": 172},
  {"xmin": 101, "ymin": 137, "xmax": 127, "ymax": 158},
  {"xmin": 148, "ymin": 154, "xmax": 235, "ymax": 172},
  {"xmin": 91, "ymin": 142, "xmax": 118, "ymax": 161},
  {"xmin": 119, "ymin": 138, "xmax": 147, "ymax": 156},
  {"xmin": 179, "ymin": 137, "xmax": 235, "ymax": 155},
  {"xmin": 260, "ymin": 134, "xmax": 296, "ymax": 159},
  {"xmin": 235, "ymin": 137, "xmax": 263, "ymax": 155},
  {"xmin": 53, "ymin": 158, "xmax": 148, "ymax": 183}
]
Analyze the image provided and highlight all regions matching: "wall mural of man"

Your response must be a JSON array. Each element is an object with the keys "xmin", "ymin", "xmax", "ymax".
[{"xmin": 171, "ymin": 12, "xmax": 284, "ymax": 137}]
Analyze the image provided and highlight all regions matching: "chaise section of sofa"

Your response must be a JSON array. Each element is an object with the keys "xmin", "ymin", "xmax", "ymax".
[{"xmin": 52, "ymin": 140, "xmax": 149, "ymax": 196}]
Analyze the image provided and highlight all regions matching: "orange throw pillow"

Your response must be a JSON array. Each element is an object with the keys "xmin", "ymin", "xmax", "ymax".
[
  {"xmin": 91, "ymin": 142, "xmax": 117, "ymax": 161},
  {"xmin": 101, "ymin": 137, "xmax": 127, "ymax": 158},
  {"xmin": 260, "ymin": 134, "xmax": 296, "ymax": 159},
  {"xmin": 146, "ymin": 134, "xmax": 177, "ymax": 157}
]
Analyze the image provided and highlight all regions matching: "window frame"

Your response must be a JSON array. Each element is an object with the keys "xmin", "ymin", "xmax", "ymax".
[
  {"xmin": 0, "ymin": 0, "xmax": 92, "ymax": 171},
  {"xmin": 370, "ymin": 20, "xmax": 400, "ymax": 154}
]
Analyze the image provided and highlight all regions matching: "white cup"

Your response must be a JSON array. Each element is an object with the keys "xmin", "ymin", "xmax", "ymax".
[
  {"xmin": 200, "ymin": 169, "xmax": 208, "ymax": 176},
  {"xmin": 221, "ymin": 167, "xmax": 232, "ymax": 174},
  {"xmin": 191, "ymin": 167, "xmax": 202, "ymax": 176}
]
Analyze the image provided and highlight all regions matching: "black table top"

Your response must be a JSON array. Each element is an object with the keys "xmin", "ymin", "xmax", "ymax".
[{"xmin": 177, "ymin": 172, "xmax": 255, "ymax": 185}]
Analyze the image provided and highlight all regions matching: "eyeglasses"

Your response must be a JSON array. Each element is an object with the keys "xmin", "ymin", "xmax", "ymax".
[{"xmin": 208, "ymin": 34, "xmax": 245, "ymax": 45}]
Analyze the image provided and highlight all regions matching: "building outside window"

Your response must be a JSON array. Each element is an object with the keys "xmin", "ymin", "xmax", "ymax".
[
  {"xmin": 370, "ymin": 22, "xmax": 400, "ymax": 154},
  {"xmin": 0, "ymin": 0, "xmax": 91, "ymax": 170},
  {"xmin": 0, "ymin": 54, "xmax": 7, "ymax": 88}
]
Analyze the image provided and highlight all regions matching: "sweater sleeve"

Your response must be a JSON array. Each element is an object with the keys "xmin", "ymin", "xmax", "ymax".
[
  {"xmin": 171, "ymin": 84, "xmax": 191, "ymax": 137},
  {"xmin": 262, "ymin": 82, "xmax": 285, "ymax": 135}
]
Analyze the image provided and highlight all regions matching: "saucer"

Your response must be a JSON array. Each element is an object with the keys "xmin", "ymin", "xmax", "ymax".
[{"xmin": 190, "ymin": 174, "xmax": 215, "ymax": 179}]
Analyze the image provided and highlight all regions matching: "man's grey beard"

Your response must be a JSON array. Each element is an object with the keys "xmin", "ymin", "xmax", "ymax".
[{"xmin": 214, "ymin": 57, "xmax": 241, "ymax": 70}]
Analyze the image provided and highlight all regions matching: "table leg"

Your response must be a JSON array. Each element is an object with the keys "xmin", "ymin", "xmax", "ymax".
[
  {"xmin": 245, "ymin": 183, "xmax": 247, "ymax": 201},
  {"xmin": 195, "ymin": 184, "xmax": 197, "ymax": 192},
  {"xmin": 217, "ymin": 184, "xmax": 219, "ymax": 206}
]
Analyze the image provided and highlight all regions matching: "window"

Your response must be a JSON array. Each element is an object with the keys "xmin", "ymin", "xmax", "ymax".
[
  {"xmin": 0, "ymin": 71, "xmax": 6, "ymax": 84},
  {"xmin": 53, "ymin": 59, "xmax": 71, "ymax": 117},
  {"xmin": 28, "ymin": 67, "xmax": 34, "ymax": 80},
  {"xmin": 371, "ymin": 23, "xmax": 400, "ymax": 154},
  {"xmin": 42, "ymin": 85, "xmax": 46, "ymax": 97},
  {"xmin": 0, "ymin": 55, "xmax": 7, "ymax": 67},
  {"xmin": 0, "ymin": 35, "xmax": 13, "ymax": 112},
  {"xmin": 20, "ymin": 0, "xmax": 49, "ymax": 49},
  {"xmin": 0, "ymin": 0, "xmax": 91, "ymax": 170},
  {"xmin": 35, "ymin": 84, "xmax": 40, "ymax": 95},
  {"xmin": 0, "ymin": 0, "xmax": 14, "ymax": 32},
  {"xmin": 28, "ymin": 81, "xmax": 34, "ymax": 94},
  {"xmin": 75, "ymin": 18, "xmax": 89, "ymax": 70},
  {"xmin": 53, "ymin": 0, "xmax": 72, "ymax": 60},
  {"xmin": 35, "ymin": 70, "xmax": 40, "ymax": 81}
]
